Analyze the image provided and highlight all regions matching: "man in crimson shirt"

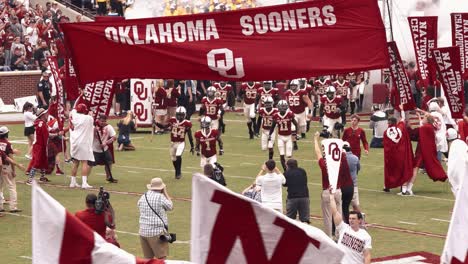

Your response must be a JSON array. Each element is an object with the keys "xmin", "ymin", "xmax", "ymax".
[
  {"xmin": 75, "ymin": 193, "xmax": 116, "ymax": 240},
  {"xmin": 342, "ymin": 114, "xmax": 369, "ymax": 159}
]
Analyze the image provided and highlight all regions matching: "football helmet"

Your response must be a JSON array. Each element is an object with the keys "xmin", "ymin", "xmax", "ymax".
[
  {"xmin": 76, "ymin": 103, "xmax": 88, "ymax": 114},
  {"xmin": 263, "ymin": 80, "xmax": 272, "ymax": 90},
  {"xmin": 277, "ymin": 100, "xmax": 289, "ymax": 113},
  {"xmin": 264, "ymin": 96, "xmax": 274, "ymax": 109},
  {"xmin": 290, "ymin": 79, "xmax": 300, "ymax": 91},
  {"xmin": 207, "ymin": 86, "xmax": 216, "ymax": 99},
  {"xmin": 201, "ymin": 116, "xmax": 212, "ymax": 129},
  {"xmin": 326, "ymin": 86, "xmax": 336, "ymax": 99},
  {"xmin": 175, "ymin": 106, "xmax": 186, "ymax": 121},
  {"xmin": 219, "ymin": 81, "xmax": 227, "ymax": 87}
]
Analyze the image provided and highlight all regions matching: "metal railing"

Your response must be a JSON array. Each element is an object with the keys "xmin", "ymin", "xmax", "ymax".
[{"xmin": 54, "ymin": 0, "xmax": 96, "ymax": 20}]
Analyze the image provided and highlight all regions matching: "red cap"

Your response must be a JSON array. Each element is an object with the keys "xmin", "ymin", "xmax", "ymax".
[{"xmin": 76, "ymin": 103, "xmax": 88, "ymax": 114}]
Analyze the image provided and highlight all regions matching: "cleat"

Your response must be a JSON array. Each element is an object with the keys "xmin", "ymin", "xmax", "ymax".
[
  {"xmin": 9, "ymin": 209, "xmax": 22, "ymax": 213},
  {"xmin": 383, "ymin": 188, "xmax": 390, "ymax": 192},
  {"xmin": 175, "ymin": 174, "xmax": 182, "ymax": 180}
]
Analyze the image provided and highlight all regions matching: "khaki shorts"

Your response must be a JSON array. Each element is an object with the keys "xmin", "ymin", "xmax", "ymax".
[{"xmin": 140, "ymin": 235, "xmax": 169, "ymax": 259}]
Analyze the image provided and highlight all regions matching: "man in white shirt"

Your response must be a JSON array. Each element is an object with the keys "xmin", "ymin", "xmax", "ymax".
[
  {"xmin": 255, "ymin": 159, "xmax": 286, "ymax": 212},
  {"xmin": 69, "ymin": 104, "xmax": 95, "ymax": 189},
  {"xmin": 91, "ymin": 114, "xmax": 118, "ymax": 183},
  {"xmin": 330, "ymin": 187, "xmax": 371, "ymax": 264}
]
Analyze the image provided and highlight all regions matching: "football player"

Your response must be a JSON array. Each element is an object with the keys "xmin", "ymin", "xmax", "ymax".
[
  {"xmin": 320, "ymin": 86, "xmax": 344, "ymax": 138},
  {"xmin": 200, "ymin": 86, "xmax": 224, "ymax": 130},
  {"xmin": 268, "ymin": 100, "xmax": 298, "ymax": 171},
  {"xmin": 257, "ymin": 80, "xmax": 280, "ymax": 110},
  {"xmin": 212, "ymin": 81, "xmax": 233, "ymax": 133},
  {"xmin": 195, "ymin": 116, "xmax": 224, "ymax": 168},
  {"xmin": 239, "ymin": 81, "xmax": 261, "ymax": 139},
  {"xmin": 313, "ymin": 76, "xmax": 332, "ymax": 117},
  {"xmin": 333, "ymin": 75, "xmax": 350, "ymax": 125},
  {"xmin": 299, "ymin": 78, "xmax": 315, "ymax": 132},
  {"xmin": 257, "ymin": 97, "xmax": 278, "ymax": 159},
  {"xmin": 284, "ymin": 79, "xmax": 313, "ymax": 150},
  {"xmin": 157, "ymin": 107, "xmax": 194, "ymax": 179}
]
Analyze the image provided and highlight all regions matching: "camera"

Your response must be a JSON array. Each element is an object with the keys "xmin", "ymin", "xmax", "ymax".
[
  {"xmin": 159, "ymin": 233, "xmax": 177, "ymax": 243},
  {"xmin": 319, "ymin": 126, "xmax": 331, "ymax": 138},
  {"xmin": 95, "ymin": 186, "xmax": 110, "ymax": 214}
]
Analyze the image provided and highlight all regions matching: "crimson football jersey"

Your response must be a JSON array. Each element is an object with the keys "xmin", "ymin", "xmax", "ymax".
[
  {"xmin": 321, "ymin": 95, "xmax": 343, "ymax": 119},
  {"xmin": 284, "ymin": 89, "xmax": 308, "ymax": 114},
  {"xmin": 258, "ymin": 87, "xmax": 279, "ymax": 107},
  {"xmin": 333, "ymin": 80, "xmax": 350, "ymax": 98},
  {"xmin": 195, "ymin": 129, "xmax": 219, "ymax": 158},
  {"xmin": 153, "ymin": 87, "xmax": 167, "ymax": 110},
  {"xmin": 258, "ymin": 107, "xmax": 278, "ymax": 130},
  {"xmin": 240, "ymin": 82, "xmax": 261, "ymax": 105},
  {"xmin": 169, "ymin": 117, "xmax": 192, "ymax": 143},
  {"xmin": 43, "ymin": 28, "xmax": 56, "ymax": 45},
  {"xmin": 213, "ymin": 83, "xmax": 232, "ymax": 104},
  {"xmin": 273, "ymin": 111, "xmax": 295, "ymax": 136},
  {"xmin": 201, "ymin": 97, "xmax": 223, "ymax": 120},
  {"xmin": 314, "ymin": 79, "xmax": 331, "ymax": 96},
  {"xmin": 33, "ymin": 119, "xmax": 49, "ymax": 146}
]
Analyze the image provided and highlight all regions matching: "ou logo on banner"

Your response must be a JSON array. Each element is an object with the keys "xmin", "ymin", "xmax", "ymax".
[
  {"xmin": 133, "ymin": 102, "xmax": 147, "ymax": 121},
  {"xmin": 207, "ymin": 48, "xmax": 245, "ymax": 78},
  {"xmin": 133, "ymin": 81, "xmax": 148, "ymax": 100},
  {"xmin": 328, "ymin": 142, "xmax": 341, "ymax": 161}
]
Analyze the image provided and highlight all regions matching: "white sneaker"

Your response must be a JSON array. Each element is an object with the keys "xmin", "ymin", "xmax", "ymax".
[
  {"xmin": 25, "ymin": 154, "xmax": 32, "ymax": 160},
  {"xmin": 81, "ymin": 183, "xmax": 93, "ymax": 189},
  {"xmin": 69, "ymin": 182, "xmax": 81, "ymax": 188}
]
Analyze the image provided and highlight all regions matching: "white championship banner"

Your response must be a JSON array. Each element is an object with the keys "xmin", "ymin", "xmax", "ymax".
[{"xmin": 130, "ymin": 79, "xmax": 156, "ymax": 127}]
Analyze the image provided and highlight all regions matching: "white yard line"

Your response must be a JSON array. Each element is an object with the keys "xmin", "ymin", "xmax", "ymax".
[
  {"xmin": 19, "ymin": 256, "xmax": 32, "ymax": 260},
  {"xmin": 5, "ymin": 212, "xmax": 190, "ymax": 244},
  {"xmin": 240, "ymin": 162, "xmax": 257, "ymax": 166},
  {"xmin": 127, "ymin": 171, "xmax": 140, "ymax": 174},
  {"xmin": 431, "ymin": 218, "xmax": 450, "ymax": 223},
  {"xmin": 8, "ymin": 140, "xmax": 28, "ymax": 145},
  {"xmin": 397, "ymin": 221, "xmax": 418, "ymax": 226}
]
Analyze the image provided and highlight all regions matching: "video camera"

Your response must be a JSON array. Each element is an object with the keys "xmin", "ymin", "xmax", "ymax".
[
  {"xmin": 95, "ymin": 186, "xmax": 110, "ymax": 214},
  {"xmin": 159, "ymin": 233, "xmax": 177, "ymax": 244},
  {"xmin": 319, "ymin": 126, "xmax": 331, "ymax": 138}
]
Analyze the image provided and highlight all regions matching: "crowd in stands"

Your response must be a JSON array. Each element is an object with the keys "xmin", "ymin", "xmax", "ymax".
[
  {"xmin": 0, "ymin": 0, "xmax": 75, "ymax": 71},
  {"xmin": 161, "ymin": 0, "xmax": 257, "ymax": 16}
]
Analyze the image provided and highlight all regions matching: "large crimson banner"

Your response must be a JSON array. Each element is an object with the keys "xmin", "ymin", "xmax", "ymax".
[
  {"xmin": 387, "ymin": 41, "xmax": 416, "ymax": 111},
  {"xmin": 60, "ymin": 0, "xmax": 388, "ymax": 83},
  {"xmin": 451, "ymin": 13, "xmax": 468, "ymax": 79},
  {"xmin": 432, "ymin": 47, "xmax": 465, "ymax": 119},
  {"xmin": 408, "ymin": 16, "xmax": 438, "ymax": 86}
]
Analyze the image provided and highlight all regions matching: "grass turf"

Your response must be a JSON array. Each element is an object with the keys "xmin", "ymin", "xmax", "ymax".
[{"xmin": 0, "ymin": 112, "xmax": 453, "ymax": 263}]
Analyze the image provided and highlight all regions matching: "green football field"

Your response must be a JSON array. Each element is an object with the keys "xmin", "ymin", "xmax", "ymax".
[{"xmin": 0, "ymin": 112, "xmax": 453, "ymax": 263}]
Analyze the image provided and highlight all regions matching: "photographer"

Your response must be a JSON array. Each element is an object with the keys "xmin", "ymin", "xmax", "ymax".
[
  {"xmin": 75, "ymin": 192, "xmax": 115, "ymax": 241},
  {"xmin": 138, "ymin": 178, "xmax": 174, "ymax": 260}
]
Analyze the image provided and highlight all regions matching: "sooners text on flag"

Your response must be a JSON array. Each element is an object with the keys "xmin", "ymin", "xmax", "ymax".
[
  {"xmin": 190, "ymin": 173, "xmax": 344, "ymax": 264},
  {"xmin": 451, "ymin": 13, "xmax": 468, "ymax": 78},
  {"xmin": 408, "ymin": 16, "xmax": 438, "ymax": 85},
  {"xmin": 387, "ymin": 41, "xmax": 416, "ymax": 111},
  {"xmin": 60, "ymin": 0, "xmax": 388, "ymax": 83},
  {"xmin": 432, "ymin": 47, "xmax": 466, "ymax": 119}
]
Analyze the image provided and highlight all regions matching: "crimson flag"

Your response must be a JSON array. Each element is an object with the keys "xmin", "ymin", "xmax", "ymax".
[
  {"xmin": 408, "ymin": 16, "xmax": 438, "ymax": 86},
  {"xmin": 451, "ymin": 13, "xmax": 468, "ymax": 79},
  {"xmin": 46, "ymin": 56, "xmax": 65, "ymax": 125},
  {"xmin": 60, "ymin": 0, "xmax": 389, "ymax": 83},
  {"xmin": 432, "ymin": 47, "xmax": 466, "ymax": 118},
  {"xmin": 387, "ymin": 41, "xmax": 417, "ymax": 111}
]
